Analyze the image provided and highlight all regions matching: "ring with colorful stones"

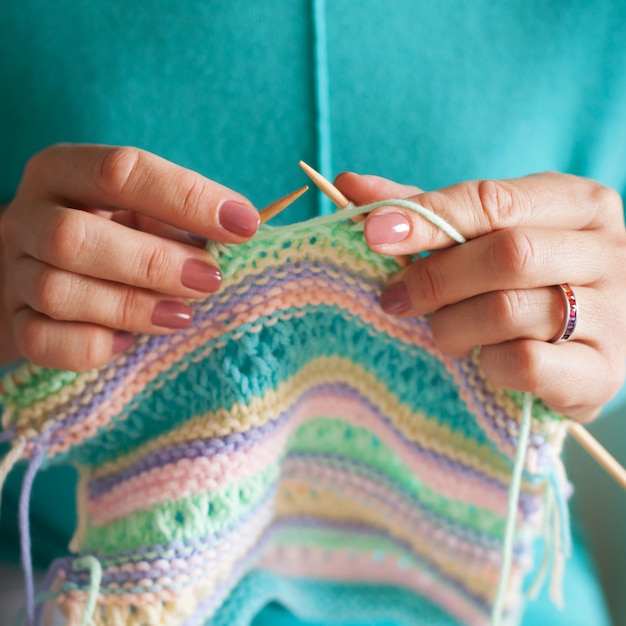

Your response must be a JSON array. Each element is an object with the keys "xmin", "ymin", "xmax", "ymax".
[{"xmin": 549, "ymin": 283, "xmax": 578, "ymax": 343}]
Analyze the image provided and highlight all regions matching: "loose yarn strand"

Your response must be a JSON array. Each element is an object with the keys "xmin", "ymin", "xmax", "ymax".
[
  {"xmin": 526, "ymin": 485, "xmax": 555, "ymax": 601},
  {"xmin": 73, "ymin": 555, "xmax": 102, "ymax": 626},
  {"xmin": 491, "ymin": 391, "xmax": 533, "ymax": 626},
  {"xmin": 251, "ymin": 199, "xmax": 466, "ymax": 247},
  {"xmin": 19, "ymin": 446, "xmax": 46, "ymax": 626}
]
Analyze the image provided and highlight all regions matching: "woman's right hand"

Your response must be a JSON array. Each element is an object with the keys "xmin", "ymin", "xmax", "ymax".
[{"xmin": 0, "ymin": 144, "xmax": 260, "ymax": 372}]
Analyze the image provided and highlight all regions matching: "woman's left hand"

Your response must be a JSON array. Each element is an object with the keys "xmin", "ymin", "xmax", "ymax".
[{"xmin": 335, "ymin": 171, "xmax": 626, "ymax": 422}]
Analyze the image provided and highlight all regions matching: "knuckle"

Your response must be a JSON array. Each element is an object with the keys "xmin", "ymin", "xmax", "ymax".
[
  {"xmin": 475, "ymin": 179, "xmax": 527, "ymax": 231},
  {"xmin": 30, "ymin": 267, "xmax": 73, "ymax": 319},
  {"xmin": 489, "ymin": 229, "xmax": 537, "ymax": 279},
  {"xmin": 96, "ymin": 146, "xmax": 141, "ymax": 198},
  {"xmin": 411, "ymin": 260, "xmax": 446, "ymax": 304},
  {"xmin": 14, "ymin": 316, "xmax": 49, "ymax": 366},
  {"xmin": 138, "ymin": 242, "xmax": 170, "ymax": 287},
  {"xmin": 116, "ymin": 289, "xmax": 142, "ymax": 330},
  {"xmin": 511, "ymin": 343, "xmax": 548, "ymax": 396},
  {"xmin": 591, "ymin": 183, "xmax": 623, "ymax": 218},
  {"xmin": 177, "ymin": 172, "xmax": 209, "ymax": 223},
  {"xmin": 79, "ymin": 334, "xmax": 112, "ymax": 372},
  {"xmin": 43, "ymin": 211, "xmax": 89, "ymax": 266},
  {"xmin": 485, "ymin": 289, "xmax": 529, "ymax": 329}
]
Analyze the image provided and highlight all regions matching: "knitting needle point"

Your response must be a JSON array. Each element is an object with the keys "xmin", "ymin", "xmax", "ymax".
[
  {"xmin": 298, "ymin": 160, "xmax": 351, "ymax": 210},
  {"xmin": 259, "ymin": 185, "xmax": 309, "ymax": 225},
  {"xmin": 569, "ymin": 422, "xmax": 626, "ymax": 491},
  {"xmin": 299, "ymin": 160, "xmax": 411, "ymax": 267}
]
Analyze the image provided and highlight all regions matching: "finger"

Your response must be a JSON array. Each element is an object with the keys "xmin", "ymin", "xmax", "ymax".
[
  {"xmin": 479, "ymin": 340, "xmax": 624, "ymax": 422},
  {"xmin": 12, "ymin": 308, "xmax": 134, "ymax": 372},
  {"xmin": 334, "ymin": 172, "xmax": 422, "ymax": 203},
  {"xmin": 10, "ymin": 257, "xmax": 194, "ymax": 334},
  {"xmin": 430, "ymin": 286, "xmax": 596, "ymax": 356},
  {"xmin": 18, "ymin": 205, "xmax": 222, "ymax": 298},
  {"xmin": 22, "ymin": 144, "xmax": 260, "ymax": 242},
  {"xmin": 379, "ymin": 228, "xmax": 605, "ymax": 317},
  {"xmin": 345, "ymin": 172, "xmax": 622, "ymax": 255},
  {"xmin": 112, "ymin": 211, "xmax": 208, "ymax": 247}
]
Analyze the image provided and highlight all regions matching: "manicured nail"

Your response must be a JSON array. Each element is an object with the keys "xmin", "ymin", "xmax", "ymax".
[
  {"xmin": 380, "ymin": 282, "xmax": 411, "ymax": 315},
  {"xmin": 365, "ymin": 213, "xmax": 410, "ymax": 245},
  {"xmin": 218, "ymin": 201, "xmax": 260, "ymax": 237},
  {"xmin": 181, "ymin": 259, "xmax": 222, "ymax": 292},
  {"xmin": 152, "ymin": 301, "xmax": 193, "ymax": 329},
  {"xmin": 112, "ymin": 332, "xmax": 134, "ymax": 355}
]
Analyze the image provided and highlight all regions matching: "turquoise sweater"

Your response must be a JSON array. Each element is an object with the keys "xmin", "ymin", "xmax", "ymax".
[{"xmin": 1, "ymin": 1, "xmax": 624, "ymax": 624}]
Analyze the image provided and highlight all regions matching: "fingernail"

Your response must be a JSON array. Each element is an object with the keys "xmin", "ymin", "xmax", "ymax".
[
  {"xmin": 113, "ymin": 332, "xmax": 134, "ymax": 355},
  {"xmin": 380, "ymin": 282, "xmax": 411, "ymax": 315},
  {"xmin": 181, "ymin": 259, "xmax": 222, "ymax": 292},
  {"xmin": 152, "ymin": 301, "xmax": 193, "ymax": 329},
  {"xmin": 365, "ymin": 213, "xmax": 410, "ymax": 245},
  {"xmin": 218, "ymin": 201, "xmax": 260, "ymax": 237}
]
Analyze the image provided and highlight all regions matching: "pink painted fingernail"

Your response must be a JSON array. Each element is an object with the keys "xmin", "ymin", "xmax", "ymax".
[
  {"xmin": 113, "ymin": 332, "xmax": 134, "ymax": 355},
  {"xmin": 181, "ymin": 259, "xmax": 222, "ymax": 292},
  {"xmin": 218, "ymin": 201, "xmax": 260, "ymax": 237},
  {"xmin": 365, "ymin": 213, "xmax": 410, "ymax": 245},
  {"xmin": 152, "ymin": 301, "xmax": 193, "ymax": 329},
  {"xmin": 380, "ymin": 282, "xmax": 411, "ymax": 315}
]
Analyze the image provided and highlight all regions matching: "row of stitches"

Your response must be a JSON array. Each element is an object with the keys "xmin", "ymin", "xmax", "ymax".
[
  {"xmin": 272, "ymin": 483, "xmax": 505, "ymax": 615},
  {"xmin": 22, "ymin": 263, "xmax": 429, "ymax": 458},
  {"xmin": 89, "ymin": 365, "xmax": 515, "ymax": 505}
]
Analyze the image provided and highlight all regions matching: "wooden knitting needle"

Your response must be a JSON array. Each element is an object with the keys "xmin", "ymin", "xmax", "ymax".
[
  {"xmin": 259, "ymin": 185, "xmax": 309, "ymax": 225},
  {"xmin": 298, "ymin": 161, "xmax": 411, "ymax": 267},
  {"xmin": 298, "ymin": 161, "xmax": 626, "ymax": 491},
  {"xmin": 298, "ymin": 160, "xmax": 352, "ymax": 213},
  {"xmin": 569, "ymin": 422, "xmax": 626, "ymax": 490}
]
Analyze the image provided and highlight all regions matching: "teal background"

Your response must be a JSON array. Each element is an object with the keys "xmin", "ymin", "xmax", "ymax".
[{"xmin": 1, "ymin": 1, "xmax": 626, "ymax": 623}]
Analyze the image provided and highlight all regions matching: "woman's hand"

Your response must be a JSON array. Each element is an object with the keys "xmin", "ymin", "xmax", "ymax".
[
  {"xmin": 0, "ymin": 144, "xmax": 260, "ymax": 371},
  {"xmin": 336, "ymin": 171, "xmax": 626, "ymax": 422}
]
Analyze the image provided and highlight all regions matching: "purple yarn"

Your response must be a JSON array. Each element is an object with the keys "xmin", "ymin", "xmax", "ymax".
[
  {"xmin": 0, "ymin": 428, "xmax": 15, "ymax": 443},
  {"xmin": 88, "ymin": 415, "xmax": 286, "ymax": 496},
  {"xmin": 34, "ymin": 557, "xmax": 72, "ymax": 625},
  {"xmin": 19, "ymin": 446, "xmax": 46, "ymax": 626}
]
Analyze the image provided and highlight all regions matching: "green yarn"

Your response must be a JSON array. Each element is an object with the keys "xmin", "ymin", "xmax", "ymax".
[
  {"xmin": 287, "ymin": 418, "xmax": 506, "ymax": 538},
  {"xmin": 82, "ymin": 463, "xmax": 280, "ymax": 554},
  {"xmin": 1, "ymin": 366, "xmax": 79, "ymax": 411},
  {"xmin": 72, "ymin": 555, "xmax": 102, "ymax": 626}
]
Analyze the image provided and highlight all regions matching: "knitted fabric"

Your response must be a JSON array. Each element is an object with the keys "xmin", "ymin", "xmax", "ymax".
[{"xmin": 0, "ymin": 215, "xmax": 569, "ymax": 626}]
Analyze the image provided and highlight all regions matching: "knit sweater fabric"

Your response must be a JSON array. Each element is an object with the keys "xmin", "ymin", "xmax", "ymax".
[{"xmin": 1, "ymin": 215, "xmax": 568, "ymax": 625}]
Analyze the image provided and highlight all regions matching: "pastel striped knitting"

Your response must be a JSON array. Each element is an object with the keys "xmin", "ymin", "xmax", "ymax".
[{"xmin": 0, "ymin": 213, "xmax": 569, "ymax": 626}]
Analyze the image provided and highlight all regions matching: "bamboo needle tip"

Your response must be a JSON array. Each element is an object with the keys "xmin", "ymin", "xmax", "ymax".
[
  {"xmin": 259, "ymin": 185, "xmax": 309, "ymax": 224},
  {"xmin": 298, "ymin": 160, "xmax": 350, "ymax": 209},
  {"xmin": 569, "ymin": 422, "xmax": 626, "ymax": 491}
]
